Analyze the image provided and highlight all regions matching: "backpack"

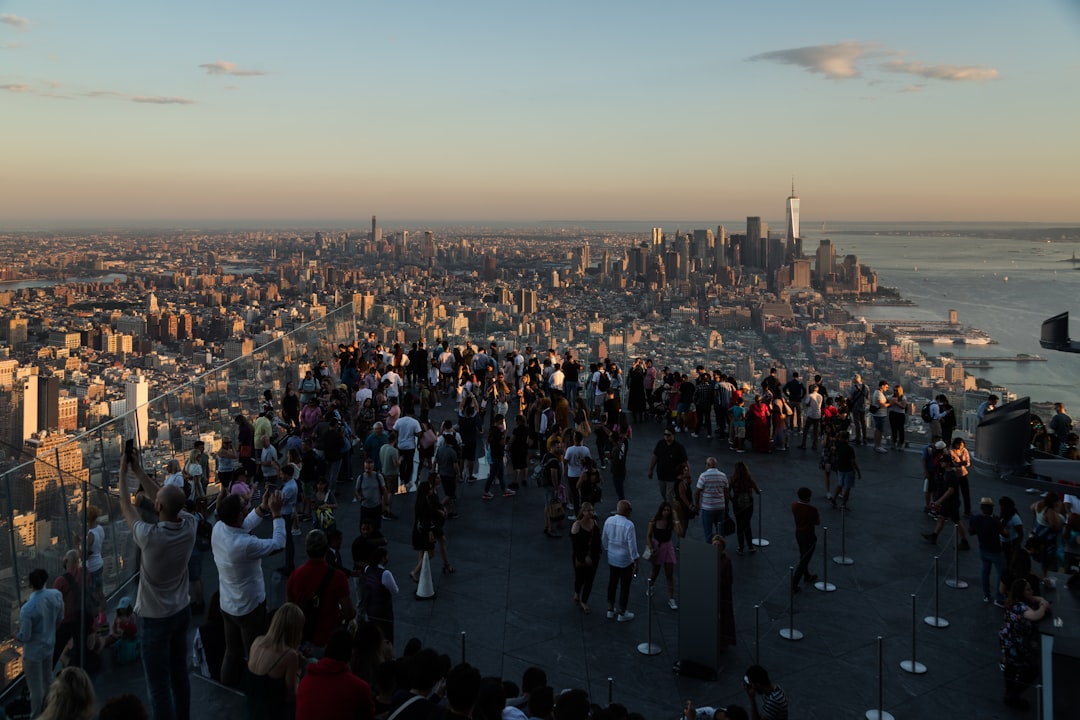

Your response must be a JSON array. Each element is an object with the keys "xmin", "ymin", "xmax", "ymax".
[
  {"xmin": 598, "ymin": 372, "xmax": 611, "ymax": 392},
  {"xmin": 921, "ymin": 403, "xmax": 933, "ymax": 423},
  {"xmin": 358, "ymin": 564, "xmax": 390, "ymax": 620},
  {"xmin": 300, "ymin": 567, "xmax": 337, "ymax": 642},
  {"xmin": 530, "ymin": 455, "xmax": 557, "ymax": 487}
]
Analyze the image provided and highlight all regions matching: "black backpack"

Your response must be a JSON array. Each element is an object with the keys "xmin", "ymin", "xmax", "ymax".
[
  {"xmin": 300, "ymin": 567, "xmax": 337, "ymax": 642},
  {"xmin": 598, "ymin": 372, "xmax": 611, "ymax": 392},
  {"xmin": 921, "ymin": 403, "xmax": 933, "ymax": 423}
]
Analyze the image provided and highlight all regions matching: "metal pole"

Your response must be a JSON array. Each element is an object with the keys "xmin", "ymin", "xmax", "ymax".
[
  {"xmin": 901, "ymin": 593, "xmax": 928, "ymax": 674},
  {"xmin": 815, "ymin": 527, "xmax": 836, "ymax": 592},
  {"xmin": 924, "ymin": 556, "xmax": 950, "ymax": 628},
  {"xmin": 833, "ymin": 506, "xmax": 854, "ymax": 565},
  {"xmin": 461, "ymin": 631, "xmax": 466, "ymax": 664},
  {"xmin": 945, "ymin": 523, "xmax": 969, "ymax": 589},
  {"xmin": 864, "ymin": 636, "xmax": 895, "ymax": 720},
  {"xmin": 637, "ymin": 574, "xmax": 661, "ymax": 655},
  {"xmin": 608, "ymin": 677, "xmax": 614, "ymax": 706},
  {"xmin": 779, "ymin": 567, "xmax": 803, "ymax": 641},
  {"xmin": 752, "ymin": 492, "xmax": 769, "ymax": 547}
]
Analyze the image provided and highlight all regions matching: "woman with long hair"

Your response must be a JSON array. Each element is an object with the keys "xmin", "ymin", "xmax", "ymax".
[
  {"xmin": 282, "ymin": 381, "xmax": 300, "ymax": 429},
  {"xmin": 39, "ymin": 667, "xmax": 96, "ymax": 720},
  {"xmin": 748, "ymin": 395, "xmax": 772, "ymax": 453},
  {"xmin": 244, "ymin": 602, "xmax": 304, "ymax": 719},
  {"xmin": 646, "ymin": 502, "xmax": 679, "ymax": 610},
  {"xmin": 234, "ymin": 414, "xmax": 257, "ymax": 479},
  {"xmin": 998, "ymin": 496, "xmax": 1024, "ymax": 566},
  {"xmin": 570, "ymin": 501, "xmax": 602, "ymax": 614},
  {"xmin": 410, "ymin": 481, "xmax": 447, "ymax": 581},
  {"xmin": 1029, "ymin": 491, "xmax": 1064, "ymax": 585},
  {"xmin": 671, "ymin": 463, "xmax": 695, "ymax": 539},
  {"xmin": 729, "ymin": 461, "xmax": 762, "ymax": 555},
  {"xmin": 457, "ymin": 394, "xmax": 481, "ymax": 483},
  {"xmin": 999, "ymin": 578, "xmax": 1050, "ymax": 710}
]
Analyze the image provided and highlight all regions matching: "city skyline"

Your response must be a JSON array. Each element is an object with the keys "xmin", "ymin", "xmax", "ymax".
[{"xmin": 3, "ymin": 1, "xmax": 1080, "ymax": 226}]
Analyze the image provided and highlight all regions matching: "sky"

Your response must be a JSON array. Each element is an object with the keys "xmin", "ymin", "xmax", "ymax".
[{"xmin": 2, "ymin": 0, "xmax": 1079, "ymax": 227}]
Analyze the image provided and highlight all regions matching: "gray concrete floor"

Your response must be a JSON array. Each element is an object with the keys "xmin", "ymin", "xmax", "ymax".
[{"xmin": 90, "ymin": 407, "xmax": 1046, "ymax": 719}]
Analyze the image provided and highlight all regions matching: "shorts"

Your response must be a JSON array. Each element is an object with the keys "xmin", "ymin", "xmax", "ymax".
[
  {"xmin": 734, "ymin": 426, "xmax": 746, "ymax": 439},
  {"xmin": 384, "ymin": 474, "xmax": 400, "ymax": 493},
  {"xmin": 939, "ymin": 500, "xmax": 960, "ymax": 523},
  {"xmin": 677, "ymin": 402, "xmax": 692, "ymax": 414},
  {"xmin": 837, "ymin": 471, "xmax": 856, "ymax": 489},
  {"xmin": 872, "ymin": 415, "xmax": 887, "ymax": 433}
]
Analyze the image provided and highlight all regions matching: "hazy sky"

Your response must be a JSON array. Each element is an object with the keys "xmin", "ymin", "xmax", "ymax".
[{"xmin": 2, "ymin": 1, "xmax": 1079, "ymax": 226}]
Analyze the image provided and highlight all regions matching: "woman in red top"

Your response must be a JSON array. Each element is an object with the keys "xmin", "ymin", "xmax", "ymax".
[
  {"xmin": 748, "ymin": 395, "xmax": 772, "ymax": 453},
  {"xmin": 296, "ymin": 629, "xmax": 375, "ymax": 720}
]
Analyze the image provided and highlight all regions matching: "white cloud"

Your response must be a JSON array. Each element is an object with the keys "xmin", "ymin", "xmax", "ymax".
[
  {"xmin": 0, "ymin": 14, "xmax": 29, "ymax": 32},
  {"xmin": 131, "ymin": 95, "xmax": 196, "ymax": 105},
  {"xmin": 883, "ymin": 60, "xmax": 999, "ymax": 82},
  {"xmin": 199, "ymin": 60, "xmax": 268, "ymax": 77},
  {"xmin": 1, "ymin": 83, "xmax": 32, "ymax": 92},
  {"xmin": 749, "ymin": 42, "xmax": 873, "ymax": 79}
]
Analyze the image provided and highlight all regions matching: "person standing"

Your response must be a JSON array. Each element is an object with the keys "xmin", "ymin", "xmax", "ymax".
[
  {"xmin": 799, "ymin": 386, "xmax": 823, "ymax": 451},
  {"xmin": 571, "ymin": 502, "xmax": 602, "ymax": 614},
  {"xmin": 393, "ymin": 403, "xmax": 422, "ymax": 491},
  {"xmin": 561, "ymin": 431, "xmax": 591, "ymax": 513},
  {"xmin": 969, "ymin": 497, "xmax": 1007, "ymax": 605},
  {"xmin": 212, "ymin": 488, "xmax": 286, "ymax": 687},
  {"xmin": 695, "ymin": 457, "xmax": 731, "ymax": 541},
  {"xmin": 646, "ymin": 502, "xmax": 679, "ymax": 610},
  {"xmin": 828, "ymin": 432, "xmax": 861, "ymax": 510},
  {"xmin": 791, "ymin": 488, "xmax": 820, "ymax": 593},
  {"xmin": 286, "ymin": 530, "xmax": 355, "ymax": 650},
  {"xmin": 848, "ymin": 375, "xmax": 869, "ymax": 446},
  {"xmin": 1049, "ymin": 402, "xmax": 1073, "ymax": 455},
  {"xmin": 870, "ymin": 380, "xmax": 891, "ymax": 453},
  {"xmin": 647, "ymin": 429, "xmax": 688, "ymax": 502},
  {"xmin": 601, "ymin": 500, "xmax": 640, "ymax": 622},
  {"xmin": 729, "ymin": 462, "xmax": 762, "ymax": 555},
  {"xmin": 17, "ymin": 568, "xmax": 64, "ymax": 717},
  {"xmin": 280, "ymin": 463, "xmax": 299, "ymax": 575},
  {"xmin": 117, "ymin": 454, "xmax": 198, "ymax": 720},
  {"xmin": 999, "ymin": 579, "xmax": 1051, "ymax": 710}
]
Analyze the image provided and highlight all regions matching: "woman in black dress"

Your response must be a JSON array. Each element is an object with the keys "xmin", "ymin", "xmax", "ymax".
[
  {"xmin": 410, "ymin": 481, "xmax": 444, "ymax": 581},
  {"xmin": 627, "ymin": 359, "xmax": 647, "ymax": 423},
  {"xmin": 570, "ymin": 502, "xmax": 602, "ymax": 614}
]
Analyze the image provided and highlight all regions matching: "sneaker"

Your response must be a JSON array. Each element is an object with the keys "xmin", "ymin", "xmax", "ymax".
[
  {"xmin": 482, "ymin": 493, "xmax": 494, "ymax": 500},
  {"xmin": 1044, "ymin": 576, "xmax": 1057, "ymax": 589},
  {"xmin": 691, "ymin": 433, "xmax": 699, "ymax": 438},
  {"xmin": 606, "ymin": 610, "xmax": 616, "ymax": 619},
  {"xmin": 617, "ymin": 611, "xmax": 635, "ymax": 622},
  {"xmin": 503, "ymin": 489, "xmax": 517, "ymax": 497},
  {"xmin": 737, "ymin": 547, "xmax": 745, "ymax": 555},
  {"xmin": 291, "ymin": 527, "xmax": 302, "ymax": 536},
  {"xmin": 749, "ymin": 545, "xmax": 757, "ymax": 553},
  {"xmin": 983, "ymin": 595, "xmax": 991, "ymax": 603},
  {"xmin": 828, "ymin": 494, "xmax": 837, "ymax": 509},
  {"xmin": 566, "ymin": 514, "xmax": 576, "ymax": 521},
  {"xmin": 994, "ymin": 599, "xmax": 1006, "ymax": 608},
  {"xmin": 922, "ymin": 532, "xmax": 937, "ymax": 544},
  {"xmin": 668, "ymin": 599, "xmax": 679, "ymax": 610},
  {"xmin": 874, "ymin": 446, "xmax": 888, "ymax": 453}
]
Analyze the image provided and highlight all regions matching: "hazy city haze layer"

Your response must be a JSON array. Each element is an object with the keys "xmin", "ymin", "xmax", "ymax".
[{"xmin": 2, "ymin": 1, "xmax": 1079, "ymax": 224}]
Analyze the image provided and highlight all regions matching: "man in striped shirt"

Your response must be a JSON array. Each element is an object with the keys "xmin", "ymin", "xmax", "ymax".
[{"xmin": 743, "ymin": 665, "xmax": 788, "ymax": 720}]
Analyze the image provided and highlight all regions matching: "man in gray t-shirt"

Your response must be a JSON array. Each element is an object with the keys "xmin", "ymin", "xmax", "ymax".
[
  {"xmin": 354, "ymin": 458, "xmax": 387, "ymax": 529},
  {"xmin": 119, "ymin": 454, "xmax": 197, "ymax": 720}
]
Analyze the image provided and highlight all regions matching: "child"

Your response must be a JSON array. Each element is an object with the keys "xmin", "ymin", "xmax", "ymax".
[
  {"xmin": 108, "ymin": 597, "xmax": 140, "ymax": 665},
  {"xmin": 730, "ymin": 397, "xmax": 747, "ymax": 453}
]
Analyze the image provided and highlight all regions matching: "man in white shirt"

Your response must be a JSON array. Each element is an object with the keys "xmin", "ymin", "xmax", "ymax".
[
  {"xmin": 562, "ymin": 431, "xmax": 592, "ymax": 516},
  {"xmin": 695, "ymin": 457, "xmax": 730, "ymax": 540},
  {"xmin": 393, "ymin": 405, "xmax": 422, "ymax": 491},
  {"xmin": 799, "ymin": 386, "xmax": 823, "ymax": 451},
  {"xmin": 601, "ymin": 500, "xmax": 640, "ymax": 622},
  {"xmin": 118, "ymin": 453, "xmax": 198, "ymax": 720},
  {"xmin": 870, "ymin": 380, "xmax": 891, "ymax": 453},
  {"xmin": 212, "ymin": 488, "xmax": 285, "ymax": 687}
]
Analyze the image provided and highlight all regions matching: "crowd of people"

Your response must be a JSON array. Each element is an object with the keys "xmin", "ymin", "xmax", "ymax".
[{"xmin": 17, "ymin": 335, "xmax": 1078, "ymax": 717}]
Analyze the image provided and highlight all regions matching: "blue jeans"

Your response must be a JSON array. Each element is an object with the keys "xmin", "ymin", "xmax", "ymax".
[
  {"xmin": 484, "ymin": 455, "xmax": 506, "ymax": 493},
  {"xmin": 140, "ymin": 607, "xmax": 191, "ymax": 720},
  {"xmin": 564, "ymin": 380, "xmax": 579, "ymax": 401},
  {"xmin": 980, "ymin": 548, "xmax": 1005, "ymax": 601},
  {"xmin": 701, "ymin": 508, "xmax": 724, "ymax": 540}
]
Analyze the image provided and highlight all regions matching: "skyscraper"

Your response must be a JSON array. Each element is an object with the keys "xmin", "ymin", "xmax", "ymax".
[
  {"xmin": 786, "ymin": 180, "xmax": 800, "ymax": 243},
  {"xmin": 125, "ymin": 375, "xmax": 149, "ymax": 448}
]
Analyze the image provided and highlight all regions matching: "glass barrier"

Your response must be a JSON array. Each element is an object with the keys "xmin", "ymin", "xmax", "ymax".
[{"xmin": 0, "ymin": 304, "xmax": 357, "ymax": 689}]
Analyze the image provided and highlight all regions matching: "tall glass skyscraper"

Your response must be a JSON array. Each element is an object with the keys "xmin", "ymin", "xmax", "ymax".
[{"xmin": 786, "ymin": 181, "xmax": 800, "ymax": 243}]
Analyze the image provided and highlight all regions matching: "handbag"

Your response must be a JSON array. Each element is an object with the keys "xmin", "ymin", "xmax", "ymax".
[
  {"xmin": 546, "ymin": 501, "xmax": 566, "ymax": 523},
  {"xmin": 641, "ymin": 546, "xmax": 653, "ymax": 561},
  {"xmin": 721, "ymin": 508, "xmax": 736, "ymax": 537}
]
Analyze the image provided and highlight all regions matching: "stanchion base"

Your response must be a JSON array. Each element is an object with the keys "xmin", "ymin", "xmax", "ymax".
[
  {"xmin": 900, "ymin": 660, "xmax": 928, "ymax": 674},
  {"xmin": 923, "ymin": 616, "xmax": 949, "ymax": 628},
  {"xmin": 814, "ymin": 581, "xmax": 837, "ymax": 592},
  {"xmin": 865, "ymin": 710, "xmax": 895, "ymax": 720},
  {"xmin": 944, "ymin": 579, "xmax": 969, "ymax": 589},
  {"xmin": 832, "ymin": 556, "xmax": 854, "ymax": 566},
  {"xmin": 779, "ymin": 628, "xmax": 803, "ymax": 641},
  {"xmin": 637, "ymin": 642, "xmax": 662, "ymax": 656},
  {"xmin": 751, "ymin": 538, "xmax": 770, "ymax": 547}
]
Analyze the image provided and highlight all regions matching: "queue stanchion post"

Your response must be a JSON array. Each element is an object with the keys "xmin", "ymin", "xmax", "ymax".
[
  {"xmin": 607, "ymin": 678, "xmax": 614, "ymax": 705},
  {"xmin": 944, "ymin": 523, "xmax": 969, "ymax": 589},
  {"xmin": 752, "ymin": 492, "xmax": 769, "ymax": 548},
  {"xmin": 814, "ymin": 527, "xmax": 837, "ymax": 592},
  {"xmin": 900, "ymin": 593, "xmax": 928, "ymax": 674},
  {"xmin": 461, "ymin": 631, "xmax": 466, "ymax": 664},
  {"xmin": 864, "ymin": 636, "xmax": 895, "ymax": 720},
  {"xmin": 637, "ymin": 573, "xmax": 661, "ymax": 656},
  {"xmin": 779, "ymin": 567, "xmax": 803, "ymax": 641},
  {"xmin": 923, "ymin": 555, "xmax": 950, "ymax": 628},
  {"xmin": 754, "ymin": 604, "xmax": 761, "ymax": 664},
  {"xmin": 832, "ymin": 506, "xmax": 854, "ymax": 565}
]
